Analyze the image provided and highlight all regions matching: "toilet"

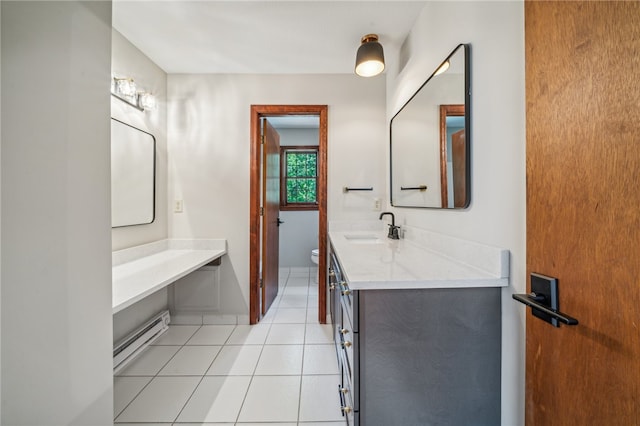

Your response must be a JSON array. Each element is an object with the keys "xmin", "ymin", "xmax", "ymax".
[{"xmin": 311, "ymin": 249, "xmax": 319, "ymax": 283}]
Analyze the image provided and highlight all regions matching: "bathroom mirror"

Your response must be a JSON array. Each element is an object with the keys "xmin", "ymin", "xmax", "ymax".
[
  {"xmin": 111, "ymin": 118, "xmax": 156, "ymax": 227},
  {"xmin": 390, "ymin": 43, "xmax": 470, "ymax": 208}
]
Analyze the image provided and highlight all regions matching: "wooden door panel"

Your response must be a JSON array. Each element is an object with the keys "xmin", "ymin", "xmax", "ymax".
[
  {"xmin": 262, "ymin": 119, "xmax": 280, "ymax": 314},
  {"xmin": 451, "ymin": 129, "xmax": 466, "ymax": 208},
  {"xmin": 525, "ymin": 2, "xmax": 640, "ymax": 424}
]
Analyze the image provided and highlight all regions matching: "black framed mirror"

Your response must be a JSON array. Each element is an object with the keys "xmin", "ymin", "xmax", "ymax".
[
  {"xmin": 390, "ymin": 43, "xmax": 470, "ymax": 209},
  {"xmin": 111, "ymin": 118, "xmax": 156, "ymax": 227}
]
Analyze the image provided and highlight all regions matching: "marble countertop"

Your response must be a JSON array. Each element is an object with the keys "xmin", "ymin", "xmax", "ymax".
[
  {"xmin": 112, "ymin": 239, "xmax": 226, "ymax": 313},
  {"xmin": 329, "ymin": 230, "xmax": 508, "ymax": 290}
]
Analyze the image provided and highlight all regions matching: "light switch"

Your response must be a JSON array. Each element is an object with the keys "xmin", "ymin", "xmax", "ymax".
[{"xmin": 174, "ymin": 199, "xmax": 183, "ymax": 213}]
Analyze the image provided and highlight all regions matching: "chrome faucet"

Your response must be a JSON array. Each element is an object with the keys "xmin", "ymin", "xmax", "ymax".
[{"xmin": 379, "ymin": 212, "xmax": 400, "ymax": 239}]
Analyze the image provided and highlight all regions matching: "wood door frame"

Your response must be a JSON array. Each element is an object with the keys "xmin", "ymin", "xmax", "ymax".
[
  {"xmin": 249, "ymin": 105, "xmax": 328, "ymax": 325},
  {"xmin": 439, "ymin": 104, "xmax": 465, "ymax": 207}
]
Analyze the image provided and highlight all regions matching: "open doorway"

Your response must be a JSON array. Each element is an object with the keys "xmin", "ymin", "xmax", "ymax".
[{"xmin": 249, "ymin": 105, "xmax": 328, "ymax": 325}]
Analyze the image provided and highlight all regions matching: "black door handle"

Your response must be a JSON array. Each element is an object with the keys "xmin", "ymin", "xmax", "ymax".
[
  {"xmin": 277, "ymin": 218, "xmax": 284, "ymax": 226},
  {"xmin": 512, "ymin": 273, "xmax": 579, "ymax": 327},
  {"xmin": 513, "ymin": 293, "xmax": 579, "ymax": 325}
]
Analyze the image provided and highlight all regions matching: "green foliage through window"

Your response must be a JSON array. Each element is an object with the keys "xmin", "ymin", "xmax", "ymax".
[{"xmin": 283, "ymin": 150, "xmax": 318, "ymax": 206}]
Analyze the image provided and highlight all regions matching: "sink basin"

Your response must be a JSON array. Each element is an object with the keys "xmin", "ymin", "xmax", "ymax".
[{"xmin": 344, "ymin": 234, "xmax": 384, "ymax": 244}]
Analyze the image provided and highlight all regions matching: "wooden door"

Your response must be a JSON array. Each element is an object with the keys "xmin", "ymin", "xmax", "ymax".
[
  {"xmin": 525, "ymin": 2, "xmax": 640, "ymax": 424},
  {"xmin": 451, "ymin": 129, "xmax": 466, "ymax": 208},
  {"xmin": 261, "ymin": 119, "xmax": 280, "ymax": 315}
]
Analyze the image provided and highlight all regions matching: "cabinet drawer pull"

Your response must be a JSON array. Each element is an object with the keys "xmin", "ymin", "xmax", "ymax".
[
  {"xmin": 329, "ymin": 284, "xmax": 336, "ymax": 290},
  {"xmin": 340, "ymin": 328, "xmax": 350, "ymax": 335},
  {"xmin": 329, "ymin": 270, "xmax": 336, "ymax": 277},
  {"xmin": 342, "ymin": 405, "xmax": 353, "ymax": 414},
  {"xmin": 339, "ymin": 281, "xmax": 347, "ymax": 287},
  {"xmin": 342, "ymin": 289, "xmax": 351, "ymax": 296},
  {"xmin": 342, "ymin": 340, "xmax": 352, "ymax": 348},
  {"xmin": 340, "ymin": 387, "xmax": 349, "ymax": 394}
]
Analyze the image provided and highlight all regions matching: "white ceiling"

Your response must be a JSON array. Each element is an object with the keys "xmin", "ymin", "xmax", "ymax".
[{"xmin": 112, "ymin": 1, "xmax": 427, "ymax": 74}]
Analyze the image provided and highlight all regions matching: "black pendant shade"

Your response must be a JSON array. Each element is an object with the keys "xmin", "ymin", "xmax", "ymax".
[{"xmin": 355, "ymin": 34, "xmax": 385, "ymax": 77}]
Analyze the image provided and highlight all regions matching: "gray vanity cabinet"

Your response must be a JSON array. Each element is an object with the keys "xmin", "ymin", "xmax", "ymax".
[{"xmin": 329, "ymin": 245, "xmax": 501, "ymax": 426}]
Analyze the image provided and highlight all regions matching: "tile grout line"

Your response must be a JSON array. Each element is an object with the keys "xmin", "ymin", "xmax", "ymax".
[
  {"xmin": 231, "ymin": 267, "xmax": 292, "ymax": 424},
  {"xmin": 297, "ymin": 270, "xmax": 312, "ymax": 424},
  {"xmin": 116, "ymin": 266, "xmax": 345, "ymax": 425},
  {"xmin": 169, "ymin": 323, "xmax": 236, "ymax": 424},
  {"xmin": 114, "ymin": 324, "xmax": 202, "ymax": 423},
  {"xmin": 233, "ymin": 282, "xmax": 282, "ymax": 425}
]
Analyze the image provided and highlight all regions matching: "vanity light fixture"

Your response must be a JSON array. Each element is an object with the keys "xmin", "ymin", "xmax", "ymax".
[
  {"xmin": 111, "ymin": 76, "xmax": 157, "ymax": 111},
  {"xmin": 137, "ymin": 92, "xmax": 157, "ymax": 111},
  {"xmin": 355, "ymin": 34, "xmax": 385, "ymax": 77}
]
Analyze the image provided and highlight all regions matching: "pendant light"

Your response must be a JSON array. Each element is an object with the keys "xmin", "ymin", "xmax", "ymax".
[{"xmin": 355, "ymin": 34, "xmax": 385, "ymax": 77}]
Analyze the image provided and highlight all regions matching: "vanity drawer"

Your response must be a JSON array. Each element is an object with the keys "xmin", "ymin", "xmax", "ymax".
[
  {"xmin": 342, "ymin": 287, "xmax": 359, "ymax": 333},
  {"xmin": 339, "ymin": 330, "xmax": 353, "ymax": 379},
  {"xmin": 339, "ymin": 317, "xmax": 354, "ymax": 377},
  {"xmin": 339, "ymin": 281, "xmax": 353, "ymax": 325},
  {"xmin": 339, "ymin": 358, "xmax": 355, "ymax": 425}
]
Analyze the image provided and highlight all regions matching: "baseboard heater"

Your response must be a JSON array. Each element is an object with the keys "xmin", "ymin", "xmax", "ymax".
[{"xmin": 113, "ymin": 310, "xmax": 170, "ymax": 374}]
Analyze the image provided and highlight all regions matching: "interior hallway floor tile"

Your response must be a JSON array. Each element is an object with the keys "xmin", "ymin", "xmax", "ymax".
[
  {"xmin": 175, "ymin": 376, "xmax": 252, "ymax": 423},
  {"xmin": 113, "ymin": 376, "xmax": 152, "ymax": 418},
  {"xmin": 236, "ymin": 375, "xmax": 301, "ymax": 423},
  {"xmin": 227, "ymin": 324, "xmax": 271, "ymax": 345},
  {"xmin": 150, "ymin": 324, "xmax": 200, "ymax": 346},
  {"xmin": 205, "ymin": 345, "xmax": 262, "ymax": 376},
  {"xmin": 114, "ymin": 265, "xmax": 346, "ymax": 426},
  {"xmin": 272, "ymin": 307, "xmax": 308, "ymax": 323},
  {"xmin": 158, "ymin": 345, "xmax": 222, "ymax": 376},
  {"xmin": 115, "ymin": 376, "xmax": 201, "ymax": 423},
  {"xmin": 299, "ymin": 374, "xmax": 345, "ymax": 422},
  {"xmin": 254, "ymin": 344, "xmax": 304, "ymax": 375},
  {"xmin": 186, "ymin": 325, "xmax": 235, "ymax": 345},
  {"xmin": 116, "ymin": 345, "xmax": 180, "ymax": 376},
  {"xmin": 265, "ymin": 323, "xmax": 306, "ymax": 344}
]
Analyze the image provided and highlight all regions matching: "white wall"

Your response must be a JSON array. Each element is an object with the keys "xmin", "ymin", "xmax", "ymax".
[
  {"xmin": 168, "ymin": 74, "xmax": 386, "ymax": 315},
  {"xmin": 386, "ymin": 2, "xmax": 526, "ymax": 425},
  {"xmin": 111, "ymin": 29, "xmax": 168, "ymax": 251},
  {"xmin": 1, "ymin": 2, "xmax": 113, "ymax": 424},
  {"xmin": 0, "ymin": 3, "xmax": 3, "ymax": 420},
  {"xmin": 279, "ymin": 209, "xmax": 318, "ymax": 267},
  {"xmin": 111, "ymin": 29, "xmax": 170, "ymax": 343},
  {"xmin": 277, "ymin": 127, "xmax": 319, "ymax": 267}
]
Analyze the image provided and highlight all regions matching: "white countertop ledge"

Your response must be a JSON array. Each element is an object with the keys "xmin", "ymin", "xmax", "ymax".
[
  {"xmin": 112, "ymin": 239, "xmax": 227, "ymax": 314},
  {"xmin": 329, "ymin": 229, "xmax": 509, "ymax": 290}
]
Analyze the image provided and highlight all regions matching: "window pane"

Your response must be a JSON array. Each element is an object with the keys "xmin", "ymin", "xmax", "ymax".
[
  {"xmin": 287, "ymin": 152, "xmax": 316, "ymax": 177},
  {"xmin": 286, "ymin": 178, "xmax": 317, "ymax": 203},
  {"xmin": 304, "ymin": 154, "xmax": 317, "ymax": 177}
]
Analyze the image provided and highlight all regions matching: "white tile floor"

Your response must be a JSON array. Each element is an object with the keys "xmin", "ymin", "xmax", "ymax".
[{"xmin": 114, "ymin": 266, "xmax": 346, "ymax": 426}]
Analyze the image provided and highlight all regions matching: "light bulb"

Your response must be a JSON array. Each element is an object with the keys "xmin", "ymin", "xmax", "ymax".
[
  {"xmin": 434, "ymin": 61, "xmax": 450, "ymax": 76},
  {"xmin": 138, "ymin": 92, "xmax": 157, "ymax": 110},
  {"xmin": 115, "ymin": 78, "xmax": 137, "ymax": 97}
]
